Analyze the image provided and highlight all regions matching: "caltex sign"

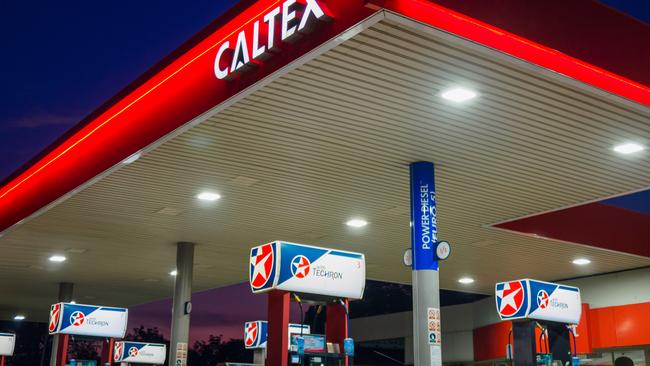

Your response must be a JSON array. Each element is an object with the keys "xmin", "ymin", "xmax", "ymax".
[
  {"xmin": 244, "ymin": 320, "xmax": 310, "ymax": 349},
  {"xmin": 214, "ymin": 0, "xmax": 329, "ymax": 80},
  {"xmin": 495, "ymin": 279, "xmax": 581, "ymax": 324},
  {"xmin": 48, "ymin": 302, "xmax": 128, "ymax": 338},
  {"xmin": 250, "ymin": 241, "xmax": 365, "ymax": 299},
  {"xmin": 244, "ymin": 320, "xmax": 268, "ymax": 349},
  {"xmin": 113, "ymin": 341, "xmax": 166, "ymax": 364}
]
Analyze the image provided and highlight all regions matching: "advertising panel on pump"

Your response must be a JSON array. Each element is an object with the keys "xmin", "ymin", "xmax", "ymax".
[
  {"xmin": 495, "ymin": 279, "xmax": 581, "ymax": 324},
  {"xmin": 48, "ymin": 302, "xmax": 128, "ymax": 338},
  {"xmin": 113, "ymin": 341, "xmax": 166, "ymax": 364},
  {"xmin": 249, "ymin": 241, "xmax": 365, "ymax": 299},
  {"xmin": 244, "ymin": 320, "xmax": 310, "ymax": 349},
  {"xmin": 0, "ymin": 333, "xmax": 15, "ymax": 356}
]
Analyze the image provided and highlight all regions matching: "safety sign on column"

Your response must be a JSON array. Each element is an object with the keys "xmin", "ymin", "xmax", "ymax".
[
  {"xmin": 427, "ymin": 308, "xmax": 441, "ymax": 345},
  {"xmin": 175, "ymin": 342, "xmax": 188, "ymax": 366}
]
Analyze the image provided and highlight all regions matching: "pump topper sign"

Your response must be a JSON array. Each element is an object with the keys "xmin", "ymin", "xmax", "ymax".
[
  {"xmin": 495, "ymin": 279, "xmax": 581, "ymax": 324},
  {"xmin": 214, "ymin": 0, "xmax": 329, "ymax": 80},
  {"xmin": 0, "ymin": 333, "xmax": 15, "ymax": 357},
  {"xmin": 113, "ymin": 341, "xmax": 166, "ymax": 364},
  {"xmin": 48, "ymin": 302, "xmax": 128, "ymax": 338},
  {"xmin": 249, "ymin": 241, "xmax": 365, "ymax": 299}
]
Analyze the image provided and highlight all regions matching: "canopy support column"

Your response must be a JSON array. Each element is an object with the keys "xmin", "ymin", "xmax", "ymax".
[
  {"xmin": 410, "ymin": 162, "xmax": 442, "ymax": 366},
  {"xmin": 169, "ymin": 242, "xmax": 194, "ymax": 366}
]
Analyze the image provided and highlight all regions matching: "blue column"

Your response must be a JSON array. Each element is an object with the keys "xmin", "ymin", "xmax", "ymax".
[{"xmin": 410, "ymin": 161, "xmax": 441, "ymax": 366}]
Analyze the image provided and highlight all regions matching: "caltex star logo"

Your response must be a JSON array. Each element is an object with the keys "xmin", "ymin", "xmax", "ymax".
[
  {"xmin": 128, "ymin": 347, "xmax": 139, "ymax": 358},
  {"xmin": 250, "ymin": 244, "xmax": 275, "ymax": 289},
  {"xmin": 245, "ymin": 322, "xmax": 258, "ymax": 347},
  {"xmin": 537, "ymin": 290, "xmax": 549, "ymax": 309},
  {"xmin": 290, "ymin": 255, "xmax": 311, "ymax": 279},
  {"xmin": 114, "ymin": 343, "xmax": 123, "ymax": 361},
  {"xmin": 70, "ymin": 311, "xmax": 86, "ymax": 326},
  {"xmin": 49, "ymin": 303, "xmax": 61, "ymax": 332},
  {"xmin": 496, "ymin": 281, "xmax": 525, "ymax": 317}
]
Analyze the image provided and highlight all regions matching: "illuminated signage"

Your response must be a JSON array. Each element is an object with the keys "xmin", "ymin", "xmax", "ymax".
[
  {"xmin": 0, "ymin": 333, "xmax": 15, "ymax": 356},
  {"xmin": 250, "ymin": 241, "xmax": 365, "ymax": 299},
  {"xmin": 48, "ymin": 302, "xmax": 128, "ymax": 338},
  {"xmin": 114, "ymin": 341, "xmax": 166, "ymax": 364},
  {"xmin": 495, "ymin": 279, "xmax": 582, "ymax": 324},
  {"xmin": 214, "ymin": 0, "xmax": 329, "ymax": 80},
  {"xmin": 410, "ymin": 162, "xmax": 439, "ymax": 270},
  {"xmin": 244, "ymin": 320, "xmax": 310, "ymax": 350}
]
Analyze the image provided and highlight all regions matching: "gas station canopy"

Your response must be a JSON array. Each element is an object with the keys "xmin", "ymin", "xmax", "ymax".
[{"xmin": 1, "ymin": 0, "xmax": 649, "ymax": 321}]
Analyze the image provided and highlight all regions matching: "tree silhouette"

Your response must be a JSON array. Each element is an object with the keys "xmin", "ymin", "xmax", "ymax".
[
  {"xmin": 188, "ymin": 335, "xmax": 252, "ymax": 366},
  {"xmin": 125, "ymin": 326, "xmax": 168, "ymax": 344},
  {"xmin": 67, "ymin": 340, "xmax": 99, "ymax": 361}
]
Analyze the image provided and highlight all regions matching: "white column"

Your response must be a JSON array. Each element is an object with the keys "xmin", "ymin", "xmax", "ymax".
[{"xmin": 169, "ymin": 242, "xmax": 194, "ymax": 366}]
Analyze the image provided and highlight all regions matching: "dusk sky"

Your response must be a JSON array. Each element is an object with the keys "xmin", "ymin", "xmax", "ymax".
[
  {"xmin": 0, "ymin": 0, "xmax": 239, "ymax": 181},
  {"xmin": 127, "ymin": 282, "xmax": 304, "ymax": 343}
]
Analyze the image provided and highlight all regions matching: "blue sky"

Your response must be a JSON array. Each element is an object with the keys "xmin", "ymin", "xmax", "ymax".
[{"xmin": 0, "ymin": 0, "xmax": 238, "ymax": 181}]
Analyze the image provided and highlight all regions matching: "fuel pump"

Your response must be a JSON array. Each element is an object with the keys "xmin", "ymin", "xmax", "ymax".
[
  {"xmin": 113, "ymin": 341, "xmax": 167, "ymax": 365},
  {"xmin": 495, "ymin": 279, "xmax": 582, "ymax": 366},
  {"xmin": 0, "ymin": 333, "xmax": 15, "ymax": 366},
  {"xmin": 248, "ymin": 241, "xmax": 366, "ymax": 366}
]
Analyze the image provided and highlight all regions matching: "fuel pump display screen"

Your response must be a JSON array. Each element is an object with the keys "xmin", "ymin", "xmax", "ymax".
[{"xmin": 291, "ymin": 334, "xmax": 326, "ymax": 353}]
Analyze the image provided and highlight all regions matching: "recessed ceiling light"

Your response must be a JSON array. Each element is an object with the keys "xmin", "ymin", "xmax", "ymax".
[
  {"xmin": 14, "ymin": 315, "xmax": 25, "ymax": 321},
  {"xmin": 196, "ymin": 192, "xmax": 221, "ymax": 202},
  {"xmin": 613, "ymin": 143, "xmax": 644, "ymax": 155},
  {"xmin": 458, "ymin": 277, "xmax": 475, "ymax": 284},
  {"xmin": 440, "ymin": 87, "xmax": 478, "ymax": 103},
  {"xmin": 346, "ymin": 218, "xmax": 368, "ymax": 228},
  {"xmin": 572, "ymin": 258, "xmax": 591, "ymax": 266},
  {"xmin": 170, "ymin": 270, "xmax": 178, "ymax": 276},
  {"xmin": 49, "ymin": 255, "xmax": 67, "ymax": 263}
]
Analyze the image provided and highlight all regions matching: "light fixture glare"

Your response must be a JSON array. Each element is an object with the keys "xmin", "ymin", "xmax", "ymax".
[
  {"xmin": 196, "ymin": 192, "xmax": 221, "ymax": 201},
  {"xmin": 49, "ymin": 255, "xmax": 67, "ymax": 263},
  {"xmin": 458, "ymin": 277, "xmax": 475, "ymax": 284},
  {"xmin": 613, "ymin": 143, "xmax": 644, "ymax": 155},
  {"xmin": 441, "ymin": 87, "xmax": 478, "ymax": 103},
  {"xmin": 572, "ymin": 258, "xmax": 591, "ymax": 266},
  {"xmin": 346, "ymin": 218, "xmax": 368, "ymax": 228}
]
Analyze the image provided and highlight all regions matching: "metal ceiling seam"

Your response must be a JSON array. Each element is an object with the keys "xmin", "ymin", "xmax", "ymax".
[
  {"xmin": 302, "ymin": 51, "xmax": 648, "ymax": 130},
  {"xmin": 368, "ymin": 22, "xmax": 650, "ymax": 120},
  {"xmin": 334, "ymin": 35, "xmax": 650, "ymax": 135},
  {"xmin": 244, "ymin": 84, "xmax": 645, "ymax": 191},
  {"xmin": 310, "ymin": 52, "xmax": 650, "ymax": 149},
  {"xmin": 380, "ymin": 8, "xmax": 650, "ymax": 109},
  {"xmin": 191, "ymin": 119, "xmax": 604, "ymax": 204},
  {"xmin": 281, "ymin": 66, "xmax": 650, "ymax": 175},
  {"xmin": 197, "ymin": 119, "xmax": 596, "ymax": 203}
]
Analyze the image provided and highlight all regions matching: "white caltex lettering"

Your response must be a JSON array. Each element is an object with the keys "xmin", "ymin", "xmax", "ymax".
[{"xmin": 214, "ymin": 0, "xmax": 328, "ymax": 80}]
